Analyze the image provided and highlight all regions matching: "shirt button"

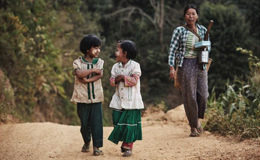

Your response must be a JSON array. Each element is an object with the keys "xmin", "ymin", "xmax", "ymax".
[{"xmin": 121, "ymin": 88, "xmax": 123, "ymax": 90}]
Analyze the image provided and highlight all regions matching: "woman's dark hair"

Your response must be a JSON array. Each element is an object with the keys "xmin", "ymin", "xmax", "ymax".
[
  {"xmin": 120, "ymin": 40, "xmax": 138, "ymax": 60},
  {"xmin": 79, "ymin": 34, "xmax": 102, "ymax": 54},
  {"xmin": 184, "ymin": 4, "xmax": 199, "ymax": 17}
]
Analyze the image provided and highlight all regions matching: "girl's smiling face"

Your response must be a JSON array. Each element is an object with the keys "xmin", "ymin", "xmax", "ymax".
[
  {"xmin": 115, "ymin": 45, "xmax": 126, "ymax": 62},
  {"xmin": 89, "ymin": 46, "xmax": 101, "ymax": 58}
]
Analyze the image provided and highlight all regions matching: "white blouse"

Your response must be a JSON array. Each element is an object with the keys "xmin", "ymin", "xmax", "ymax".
[{"xmin": 109, "ymin": 60, "xmax": 144, "ymax": 110}]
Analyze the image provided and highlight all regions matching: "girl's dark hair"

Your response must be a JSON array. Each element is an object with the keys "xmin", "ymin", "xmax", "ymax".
[
  {"xmin": 79, "ymin": 34, "xmax": 102, "ymax": 54},
  {"xmin": 184, "ymin": 4, "xmax": 198, "ymax": 17},
  {"xmin": 119, "ymin": 40, "xmax": 138, "ymax": 60}
]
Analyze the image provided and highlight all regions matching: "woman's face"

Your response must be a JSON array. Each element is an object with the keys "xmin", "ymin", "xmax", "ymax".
[{"xmin": 184, "ymin": 8, "xmax": 198, "ymax": 26}]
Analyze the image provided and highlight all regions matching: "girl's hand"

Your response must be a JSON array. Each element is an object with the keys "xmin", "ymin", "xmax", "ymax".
[
  {"xmin": 79, "ymin": 77, "xmax": 89, "ymax": 83},
  {"xmin": 115, "ymin": 75, "xmax": 125, "ymax": 84},
  {"xmin": 169, "ymin": 66, "xmax": 176, "ymax": 80}
]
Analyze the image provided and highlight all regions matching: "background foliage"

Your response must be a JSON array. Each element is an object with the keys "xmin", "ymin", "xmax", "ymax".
[
  {"xmin": 206, "ymin": 48, "xmax": 260, "ymax": 138},
  {"xmin": 1, "ymin": 0, "xmax": 259, "ymax": 132}
]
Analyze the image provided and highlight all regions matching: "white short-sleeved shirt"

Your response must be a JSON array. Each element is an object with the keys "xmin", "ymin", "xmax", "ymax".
[
  {"xmin": 109, "ymin": 60, "xmax": 144, "ymax": 110},
  {"xmin": 70, "ymin": 57, "xmax": 104, "ymax": 104}
]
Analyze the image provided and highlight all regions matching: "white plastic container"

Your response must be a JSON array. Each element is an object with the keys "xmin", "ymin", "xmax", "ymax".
[
  {"xmin": 198, "ymin": 48, "xmax": 209, "ymax": 64},
  {"xmin": 194, "ymin": 41, "xmax": 211, "ymax": 48}
]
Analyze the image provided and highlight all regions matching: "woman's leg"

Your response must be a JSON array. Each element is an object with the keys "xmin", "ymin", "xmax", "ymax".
[
  {"xmin": 196, "ymin": 69, "xmax": 208, "ymax": 133},
  {"xmin": 178, "ymin": 59, "xmax": 199, "ymax": 129},
  {"xmin": 197, "ymin": 69, "xmax": 208, "ymax": 120}
]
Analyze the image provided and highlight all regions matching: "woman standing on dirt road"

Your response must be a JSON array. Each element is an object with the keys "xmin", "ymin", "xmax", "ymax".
[{"xmin": 168, "ymin": 4, "xmax": 210, "ymax": 137}]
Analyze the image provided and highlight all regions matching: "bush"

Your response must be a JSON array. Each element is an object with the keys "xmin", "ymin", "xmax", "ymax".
[{"xmin": 205, "ymin": 48, "xmax": 260, "ymax": 139}]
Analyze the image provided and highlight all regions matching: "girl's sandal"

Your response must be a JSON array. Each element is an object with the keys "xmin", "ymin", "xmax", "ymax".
[
  {"xmin": 121, "ymin": 146, "xmax": 126, "ymax": 153},
  {"xmin": 81, "ymin": 143, "xmax": 91, "ymax": 152},
  {"xmin": 93, "ymin": 148, "xmax": 104, "ymax": 156},
  {"xmin": 122, "ymin": 149, "xmax": 132, "ymax": 157}
]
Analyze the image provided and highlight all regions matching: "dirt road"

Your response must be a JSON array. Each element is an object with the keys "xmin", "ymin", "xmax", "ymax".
[{"xmin": 1, "ymin": 106, "xmax": 259, "ymax": 160}]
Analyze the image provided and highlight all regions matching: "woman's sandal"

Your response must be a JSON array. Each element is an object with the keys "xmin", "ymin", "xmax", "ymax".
[
  {"xmin": 93, "ymin": 148, "xmax": 104, "ymax": 156},
  {"xmin": 81, "ymin": 143, "xmax": 91, "ymax": 152},
  {"xmin": 122, "ymin": 149, "xmax": 132, "ymax": 157},
  {"xmin": 189, "ymin": 128, "xmax": 200, "ymax": 137},
  {"xmin": 197, "ymin": 126, "xmax": 204, "ymax": 134}
]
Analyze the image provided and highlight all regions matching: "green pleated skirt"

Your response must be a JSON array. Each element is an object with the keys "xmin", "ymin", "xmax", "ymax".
[{"xmin": 108, "ymin": 109, "xmax": 142, "ymax": 144}]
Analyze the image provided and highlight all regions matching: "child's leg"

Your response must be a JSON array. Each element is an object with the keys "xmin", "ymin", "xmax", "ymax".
[
  {"xmin": 122, "ymin": 142, "xmax": 133, "ymax": 157},
  {"xmin": 89, "ymin": 102, "xmax": 103, "ymax": 148},
  {"xmin": 122, "ymin": 142, "xmax": 133, "ymax": 150},
  {"xmin": 77, "ymin": 103, "xmax": 91, "ymax": 145},
  {"xmin": 108, "ymin": 109, "xmax": 123, "ymax": 145},
  {"xmin": 112, "ymin": 109, "xmax": 123, "ymax": 127},
  {"xmin": 108, "ymin": 109, "xmax": 142, "ymax": 145}
]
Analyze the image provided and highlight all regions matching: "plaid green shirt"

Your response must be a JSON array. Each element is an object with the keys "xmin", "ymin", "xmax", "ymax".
[{"xmin": 168, "ymin": 23, "xmax": 208, "ymax": 67}]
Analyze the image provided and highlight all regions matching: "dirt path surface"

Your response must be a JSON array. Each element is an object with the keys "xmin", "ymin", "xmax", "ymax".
[{"xmin": 1, "ymin": 105, "xmax": 259, "ymax": 160}]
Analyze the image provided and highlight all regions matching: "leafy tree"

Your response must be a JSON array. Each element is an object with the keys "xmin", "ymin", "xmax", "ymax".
[
  {"xmin": 0, "ymin": 0, "xmax": 62, "ymax": 120},
  {"xmin": 203, "ymin": 0, "xmax": 260, "ymax": 57},
  {"xmin": 226, "ymin": 0, "xmax": 260, "ymax": 57},
  {"xmin": 199, "ymin": 2, "xmax": 251, "ymax": 95},
  {"xmin": 0, "ymin": 0, "xmax": 102, "ymax": 124}
]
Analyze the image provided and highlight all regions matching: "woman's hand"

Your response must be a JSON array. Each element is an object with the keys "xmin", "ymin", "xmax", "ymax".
[{"xmin": 169, "ymin": 66, "xmax": 176, "ymax": 80}]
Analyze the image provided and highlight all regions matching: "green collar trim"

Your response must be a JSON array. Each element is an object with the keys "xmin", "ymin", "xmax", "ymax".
[{"xmin": 81, "ymin": 57, "xmax": 99, "ymax": 64}]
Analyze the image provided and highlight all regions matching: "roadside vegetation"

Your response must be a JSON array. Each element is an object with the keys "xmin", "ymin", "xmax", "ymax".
[{"xmin": 205, "ymin": 49, "xmax": 260, "ymax": 138}]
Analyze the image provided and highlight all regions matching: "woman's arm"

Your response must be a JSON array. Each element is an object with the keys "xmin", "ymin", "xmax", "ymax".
[
  {"xmin": 168, "ymin": 27, "xmax": 181, "ymax": 67},
  {"xmin": 169, "ymin": 66, "xmax": 176, "ymax": 80}
]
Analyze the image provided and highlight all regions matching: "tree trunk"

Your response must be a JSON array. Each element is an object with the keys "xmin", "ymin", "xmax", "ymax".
[{"xmin": 159, "ymin": 0, "xmax": 164, "ymax": 54}]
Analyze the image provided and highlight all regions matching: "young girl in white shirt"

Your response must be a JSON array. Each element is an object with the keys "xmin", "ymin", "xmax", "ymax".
[{"xmin": 108, "ymin": 40, "xmax": 144, "ymax": 157}]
